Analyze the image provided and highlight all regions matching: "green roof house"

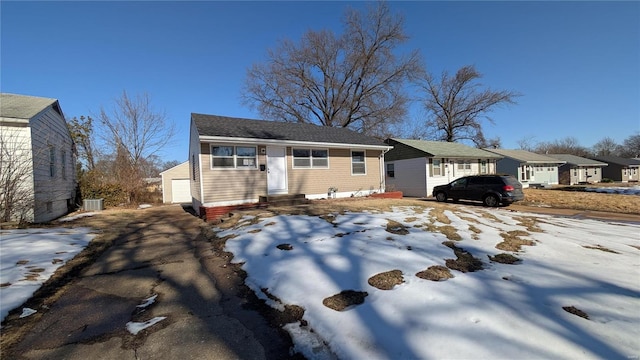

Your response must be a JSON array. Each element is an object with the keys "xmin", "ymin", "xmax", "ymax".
[
  {"xmin": 484, "ymin": 148, "xmax": 565, "ymax": 188},
  {"xmin": 383, "ymin": 138, "xmax": 503, "ymax": 197}
]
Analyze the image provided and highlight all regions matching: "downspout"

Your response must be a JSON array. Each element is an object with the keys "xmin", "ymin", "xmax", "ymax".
[{"xmin": 379, "ymin": 147, "xmax": 392, "ymax": 192}]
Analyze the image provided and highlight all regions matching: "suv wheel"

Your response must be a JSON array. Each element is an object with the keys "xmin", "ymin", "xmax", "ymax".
[
  {"xmin": 483, "ymin": 194, "xmax": 499, "ymax": 207},
  {"xmin": 435, "ymin": 192, "xmax": 447, "ymax": 202}
]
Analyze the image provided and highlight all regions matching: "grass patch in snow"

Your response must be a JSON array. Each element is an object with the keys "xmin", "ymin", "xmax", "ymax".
[
  {"xmin": 386, "ymin": 220, "xmax": 409, "ymax": 235},
  {"xmin": 416, "ymin": 265, "xmax": 454, "ymax": 281},
  {"xmin": 582, "ymin": 244, "xmax": 620, "ymax": 254},
  {"xmin": 368, "ymin": 270, "xmax": 404, "ymax": 290},
  {"xmin": 513, "ymin": 216, "xmax": 544, "ymax": 233},
  {"xmin": 322, "ymin": 290, "xmax": 368, "ymax": 311},
  {"xmin": 497, "ymin": 230, "xmax": 535, "ymax": 252},
  {"xmin": 429, "ymin": 208, "xmax": 451, "ymax": 224},
  {"xmin": 488, "ymin": 253, "xmax": 521, "ymax": 264},
  {"xmin": 443, "ymin": 241, "xmax": 484, "ymax": 272}
]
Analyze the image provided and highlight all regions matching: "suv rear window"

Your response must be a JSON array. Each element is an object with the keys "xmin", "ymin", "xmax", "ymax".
[
  {"xmin": 502, "ymin": 176, "xmax": 520, "ymax": 186},
  {"xmin": 468, "ymin": 177, "xmax": 485, "ymax": 185}
]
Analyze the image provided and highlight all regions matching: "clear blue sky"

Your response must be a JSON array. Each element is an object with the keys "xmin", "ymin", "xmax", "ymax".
[{"xmin": 2, "ymin": 1, "xmax": 639, "ymax": 163}]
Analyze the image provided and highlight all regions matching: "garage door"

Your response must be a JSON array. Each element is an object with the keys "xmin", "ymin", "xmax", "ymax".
[{"xmin": 171, "ymin": 179, "xmax": 191, "ymax": 203}]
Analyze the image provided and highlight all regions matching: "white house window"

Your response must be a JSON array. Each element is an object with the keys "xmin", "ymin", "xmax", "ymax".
[
  {"xmin": 457, "ymin": 160, "xmax": 471, "ymax": 171},
  {"xmin": 49, "ymin": 146, "xmax": 56, "ymax": 177},
  {"xmin": 351, "ymin": 150, "xmax": 366, "ymax": 175},
  {"xmin": 521, "ymin": 165, "xmax": 531, "ymax": 181},
  {"xmin": 211, "ymin": 145, "xmax": 257, "ymax": 169},
  {"xmin": 61, "ymin": 149, "xmax": 67, "ymax": 180},
  {"xmin": 236, "ymin": 147, "xmax": 257, "ymax": 168},
  {"xmin": 386, "ymin": 163, "xmax": 395, "ymax": 178},
  {"xmin": 292, "ymin": 148, "xmax": 329, "ymax": 168},
  {"xmin": 432, "ymin": 159, "xmax": 441, "ymax": 176},
  {"xmin": 480, "ymin": 160, "xmax": 487, "ymax": 174}
]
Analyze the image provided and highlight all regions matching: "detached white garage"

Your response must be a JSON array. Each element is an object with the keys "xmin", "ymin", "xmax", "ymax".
[{"xmin": 160, "ymin": 161, "xmax": 191, "ymax": 203}]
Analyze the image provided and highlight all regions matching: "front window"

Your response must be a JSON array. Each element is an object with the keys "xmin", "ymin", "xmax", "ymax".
[
  {"xmin": 351, "ymin": 150, "xmax": 366, "ymax": 175},
  {"xmin": 386, "ymin": 163, "xmax": 395, "ymax": 178},
  {"xmin": 521, "ymin": 165, "xmax": 531, "ymax": 181},
  {"xmin": 292, "ymin": 148, "xmax": 328, "ymax": 168},
  {"xmin": 211, "ymin": 145, "xmax": 257, "ymax": 169},
  {"xmin": 480, "ymin": 160, "xmax": 487, "ymax": 174},
  {"xmin": 236, "ymin": 147, "xmax": 257, "ymax": 168},
  {"xmin": 432, "ymin": 159, "xmax": 441, "ymax": 176}
]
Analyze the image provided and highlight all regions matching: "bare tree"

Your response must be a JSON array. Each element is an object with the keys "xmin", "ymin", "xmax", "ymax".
[
  {"xmin": 592, "ymin": 137, "xmax": 620, "ymax": 156},
  {"xmin": 99, "ymin": 91, "xmax": 174, "ymax": 167},
  {"xmin": 243, "ymin": 2, "xmax": 422, "ymax": 137},
  {"xmin": 0, "ymin": 128, "xmax": 34, "ymax": 222},
  {"xmin": 516, "ymin": 136, "xmax": 538, "ymax": 152},
  {"xmin": 98, "ymin": 91, "xmax": 175, "ymax": 203},
  {"xmin": 619, "ymin": 133, "xmax": 640, "ymax": 158},
  {"xmin": 420, "ymin": 65, "xmax": 520, "ymax": 146},
  {"xmin": 534, "ymin": 137, "xmax": 590, "ymax": 157}
]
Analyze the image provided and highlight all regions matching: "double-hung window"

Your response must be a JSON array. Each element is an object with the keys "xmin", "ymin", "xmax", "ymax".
[
  {"xmin": 431, "ymin": 159, "xmax": 441, "ymax": 176},
  {"xmin": 211, "ymin": 145, "xmax": 257, "ymax": 169},
  {"xmin": 351, "ymin": 150, "xmax": 366, "ymax": 175},
  {"xmin": 292, "ymin": 148, "xmax": 328, "ymax": 168}
]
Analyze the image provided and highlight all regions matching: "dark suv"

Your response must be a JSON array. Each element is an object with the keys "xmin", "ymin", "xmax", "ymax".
[{"xmin": 432, "ymin": 175, "xmax": 524, "ymax": 207}]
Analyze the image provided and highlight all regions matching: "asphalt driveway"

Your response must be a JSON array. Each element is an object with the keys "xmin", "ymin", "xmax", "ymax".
[{"xmin": 2, "ymin": 205, "xmax": 299, "ymax": 359}]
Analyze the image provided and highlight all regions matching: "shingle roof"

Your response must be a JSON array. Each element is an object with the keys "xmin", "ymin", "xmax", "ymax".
[
  {"xmin": 591, "ymin": 156, "xmax": 640, "ymax": 167},
  {"xmin": 192, "ymin": 113, "xmax": 389, "ymax": 148},
  {"xmin": 388, "ymin": 138, "xmax": 502, "ymax": 158},
  {"xmin": 0, "ymin": 93, "xmax": 60, "ymax": 120},
  {"xmin": 546, "ymin": 154, "xmax": 607, "ymax": 167},
  {"xmin": 484, "ymin": 148, "xmax": 565, "ymax": 164}
]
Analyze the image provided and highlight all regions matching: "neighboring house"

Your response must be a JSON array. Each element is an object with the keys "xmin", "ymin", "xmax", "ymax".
[
  {"xmin": 484, "ymin": 149, "xmax": 564, "ymax": 188},
  {"xmin": 590, "ymin": 156, "xmax": 640, "ymax": 182},
  {"xmin": 0, "ymin": 93, "xmax": 76, "ymax": 223},
  {"xmin": 383, "ymin": 139, "xmax": 502, "ymax": 197},
  {"xmin": 189, "ymin": 114, "xmax": 392, "ymax": 218},
  {"xmin": 546, "ymin": 154, "xmax": 607, "ymax": 185},
  {"xmin": 160, "ymin": 161, "xmax": 190, "ymax": 203}
]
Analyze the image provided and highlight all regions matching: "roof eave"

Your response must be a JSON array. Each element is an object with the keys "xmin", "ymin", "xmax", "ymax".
[{"xmin": 198, "ymin": 135, "xmax": 392, "ymax": 150}]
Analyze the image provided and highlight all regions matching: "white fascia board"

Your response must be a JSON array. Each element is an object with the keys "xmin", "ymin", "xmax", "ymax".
[
  {"xmin": 198, "ymin": 135, "xmax": 392, "ymax": 151},
  {"xmin": 0, "ymin": 117, "xmax": 30, "ymax": 126}
]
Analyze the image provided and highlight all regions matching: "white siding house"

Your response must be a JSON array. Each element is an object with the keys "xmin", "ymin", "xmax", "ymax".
[
  {"xmin": 484, "ymin": 149, "xmax": 565, "ymax": 188},
  {"xmin": 1, "ymin": 93, "xmax": 77, "ymax": 223},
  {"xmin": 384, "ymin": 139, "xmax": 502, "ymax": 197}
]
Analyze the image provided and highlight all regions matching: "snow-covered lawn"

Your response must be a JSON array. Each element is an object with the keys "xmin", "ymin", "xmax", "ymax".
[
  {"xmin": 217, "ymin": 206, "xmax": 640, "ymax": 359},
  {"xmin": 0, "ymin": 227, "xmax": 97, "ymax": 323}
]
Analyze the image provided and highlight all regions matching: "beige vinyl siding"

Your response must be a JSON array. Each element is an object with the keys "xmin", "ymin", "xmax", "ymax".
[
  {"xmin": 288, "ymin": 148, "xmax": 383, "ymax": 195},
  {"xmin": 29, "ymin": 107, "xmax": 76, "ymax": 223},
  {"xmin": 199, "ymin": 143, "xmax": 268, "ymax": 205}
]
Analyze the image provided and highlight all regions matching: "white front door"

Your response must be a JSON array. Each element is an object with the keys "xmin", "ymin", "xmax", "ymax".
[{"xmin": 267, "ymin": 146, "xmax": 287, "ymax": 194}]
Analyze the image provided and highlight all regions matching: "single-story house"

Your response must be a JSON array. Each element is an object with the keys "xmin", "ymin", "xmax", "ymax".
[
  {"xmin": 590, "ymin": 156, "xmax": 640, "ymax": 182},
  {"xmin": 483, "ymin": 149, "xmax": 564, "ymax": 188},
  {"xmin": 546, "ymin": 154, "xmax": 608, "ymax": 185},
  {"xmin": 189, "ymin": 114, "xmax": 392, "ymax": 219},
  {"xmin": 383, "ymin": 138, "xmax": 503, "ymax": 197},
  {"xmin": 160, "ymin": 161, "xmax": 190, "ymax": 203},
  {"xmin": 0, "ymin": 93, "xmax": 77, "ymax": 223}
]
